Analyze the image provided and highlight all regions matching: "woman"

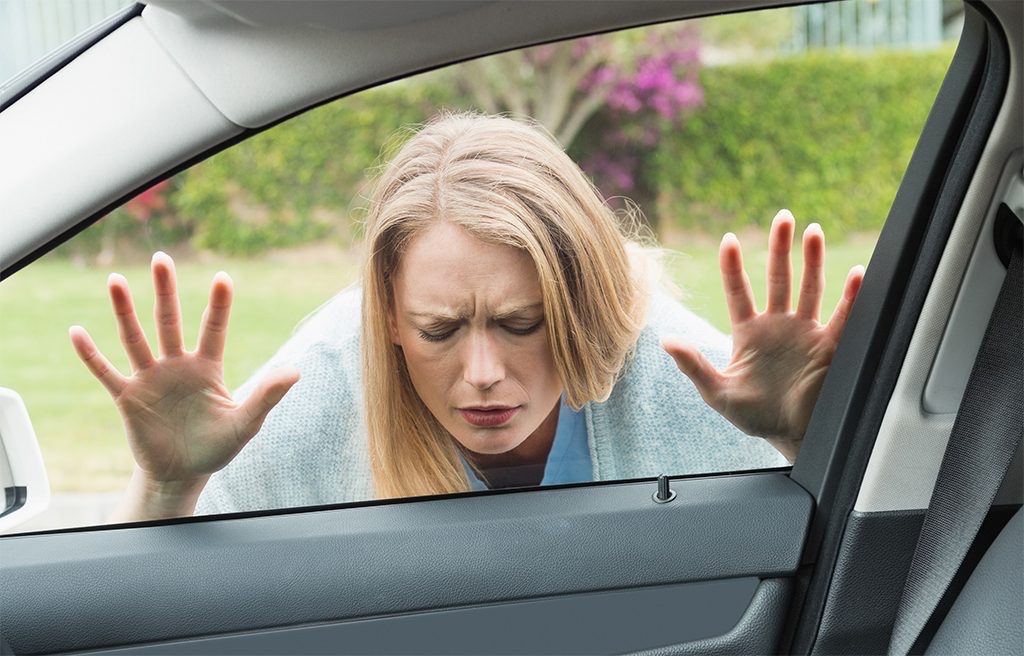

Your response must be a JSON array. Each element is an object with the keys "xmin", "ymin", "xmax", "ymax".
[{"xmin": 70, "ymin": 114, "xmax": 863, "ymax": 521}]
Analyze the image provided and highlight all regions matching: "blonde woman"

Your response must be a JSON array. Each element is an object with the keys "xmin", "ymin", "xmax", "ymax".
[{"xmin": 71, "ymin": 114, "xmax": 863, "ymax": 521}]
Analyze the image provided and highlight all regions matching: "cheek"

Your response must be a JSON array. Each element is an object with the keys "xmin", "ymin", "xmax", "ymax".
[
  {"xmin": 513, "ymin": 334, "xmax": 562, "ymax": 392},
  {"xmin": 397, "ymin": 332, "xmax": 459, "ymax": 392}
]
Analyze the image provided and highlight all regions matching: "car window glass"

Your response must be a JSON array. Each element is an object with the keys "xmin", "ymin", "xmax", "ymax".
[{"xmin": 0, "ymin": 0, "xmax": 962, "ymax": 533}]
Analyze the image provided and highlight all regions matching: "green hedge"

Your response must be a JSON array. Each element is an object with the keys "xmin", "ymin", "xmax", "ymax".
[
  {"xmin": 172, "ymin": 82, "xmax": 454, "ymax": 254},
  {"xmin": 161, "ymin": 47, "xmax": 954, "ymax": 255},
  {"xmin": 651, "ymin": 47, "xmax": 955, "ymax": 235}
]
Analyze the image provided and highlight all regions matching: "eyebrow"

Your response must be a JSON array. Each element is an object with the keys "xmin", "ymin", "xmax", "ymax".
[
  {"xmin": 491, "ymin": 302, "xmax": 544, "ymax": 321},
  {"xmin": 407, "ymin": 302, "xmax": 544, "ymax": 322}
]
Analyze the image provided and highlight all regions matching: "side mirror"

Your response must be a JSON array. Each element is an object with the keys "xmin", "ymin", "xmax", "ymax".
[{"xmin": 0, "ymin": 388, "xmax": 50, "ymax": 532}]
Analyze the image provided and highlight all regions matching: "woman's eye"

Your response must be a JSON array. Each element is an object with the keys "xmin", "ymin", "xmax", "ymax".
[
  {"xmin": 503, "ymin": 321, "xmax": 542, "ymax": 336},
  {"xmin": 418, "ymin": 328, "xmax": 456, "ymax": 343}
]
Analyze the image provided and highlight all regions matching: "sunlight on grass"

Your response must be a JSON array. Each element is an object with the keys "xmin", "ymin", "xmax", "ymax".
[
  {"xmin": 661, "ymin": 229, "xmax": 877, "ymax": 333},
  {"xmin": 1, "ymin": 247, "xmax": 359, "ymax": 492}
]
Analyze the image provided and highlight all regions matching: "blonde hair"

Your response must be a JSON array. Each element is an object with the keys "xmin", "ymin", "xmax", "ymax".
[{"xmin": 362, "ymin": 113, "xmax": 648, "ymax": 499}]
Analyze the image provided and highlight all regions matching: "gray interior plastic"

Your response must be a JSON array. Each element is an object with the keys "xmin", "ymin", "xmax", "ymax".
[
  {"xmin": 925, "ymin": 507, "xmax": 1023, "ymax": 655},
  {"xmin": 923, "ymin": 150, "xmax": 1023, "ymax": 414},
  {"xmin": 82, "ymin": 578, "xmax": 768, "ymax": 655},
  {"xmin": 0, "ymin": 473, "xmax": 811, "ymax": 655},
  {"xmin": 811, "ymin": 510, "xmax": 926, "ymax": 655}
]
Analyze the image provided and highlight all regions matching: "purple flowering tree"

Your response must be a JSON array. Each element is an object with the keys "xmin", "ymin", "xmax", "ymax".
[
  {"xmin": 458, "ymin": 36, "xmax": 621, "ymax": 147},
  {"xmin": 575, "ymin": 27, "xmax": 704, "ymax": 232},
  {"xmin": 457, "ymin": 26, "xmax": 703, "ymax": 231}
]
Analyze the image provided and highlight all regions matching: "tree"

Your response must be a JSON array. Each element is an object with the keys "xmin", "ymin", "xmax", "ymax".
[
  {"xmin": 456, "ymin": 26, "xmax": 704, "ymax": 232},
  {"xmin": 458, "ymin": 36, "xmax": 614, "ymax": 147}
]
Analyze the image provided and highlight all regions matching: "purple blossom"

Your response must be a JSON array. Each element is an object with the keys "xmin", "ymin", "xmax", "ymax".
[
  {"xmin": 555, "ymin": 25, "xmax": 704, "ymax": 208},
  {"xmin": 608, "ymin": 87, "xmax": 643, "ymax": 113},
  {"xmin": 582, "ymin": 65, "xmax": 617, "ymax": 92},
  {"xmin": 583, "ymin": 153, "xmax": 636, "ymax": 192}
]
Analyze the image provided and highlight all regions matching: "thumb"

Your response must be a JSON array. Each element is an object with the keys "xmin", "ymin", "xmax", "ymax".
[
  {"xmin": 661, "ymin": 335, "xmax": 724, "ymax": 405},
  {"xmin": 238, "ymin": 366, "xmax": 301, "ymax": 438}
]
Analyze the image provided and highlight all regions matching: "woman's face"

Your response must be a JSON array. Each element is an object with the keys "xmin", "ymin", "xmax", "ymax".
[{"xmin": 389, "ymin": 221, "xmax": 563, "ymax": 456}]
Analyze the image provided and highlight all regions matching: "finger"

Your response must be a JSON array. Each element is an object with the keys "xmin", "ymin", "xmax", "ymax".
[
  {"xmin": 826, "ymin": 265, "xmax": 865, "ymax": 340},
  {"xmin": 661, "ymin": 336, "xmax": 725, "ymax": 406},
  {"xmin": 719, "ymin": 232, "xmax": 757, "ymax": 324},
  {"xmin": 196, "ymin": 272, "xmax": 233, "ymax": 361},
  {"xmin": 766, "ymin": 209, "xmax": 795, "ymax": 313},
  {"xmin": 238, "ymin": 367, "xmax": 302, "ymax": 437},
  {"xmin": 151, "ymin": 251, "xmax": 185, "ymax": 357},
  {"xmin": 795, "ymin": 223, "xmax": 825, "ymax": 321},
  {"xmin": 69, "ymin": 325, "xmax": 127, "ymax": 397},
  {"xmin": 107, "ymin": 273, "xmax": 156, "ymax": 372}
]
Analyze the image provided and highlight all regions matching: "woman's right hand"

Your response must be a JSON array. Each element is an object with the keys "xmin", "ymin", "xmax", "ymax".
[{"xmin": 70, "ymin": 252, "xmax": 300, "ymax": 519}]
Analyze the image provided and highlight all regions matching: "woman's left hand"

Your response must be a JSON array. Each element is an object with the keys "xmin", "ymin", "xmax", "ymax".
[{"xmin": 661, "ymin": 209, "xmax": 864, "ymax": 463}]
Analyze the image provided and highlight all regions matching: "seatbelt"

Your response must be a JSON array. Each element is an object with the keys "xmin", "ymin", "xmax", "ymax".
[{"xmin": 888, "ymin": 241, "xmax": 1023, "ymax": 656}]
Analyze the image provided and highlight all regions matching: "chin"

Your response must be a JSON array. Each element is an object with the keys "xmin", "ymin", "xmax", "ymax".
[{"xmin": 455, "ymin": 427, "xmax": 528, "ymax": 456}]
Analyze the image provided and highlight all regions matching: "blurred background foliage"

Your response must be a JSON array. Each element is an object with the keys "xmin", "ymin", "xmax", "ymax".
[
  {"xmin": 56, "ymin": 11, "xmax": 954, "ymax": 260},
  {"xmin": 652, "ymin": 47, "xmax": 955, "ymax": 235}
]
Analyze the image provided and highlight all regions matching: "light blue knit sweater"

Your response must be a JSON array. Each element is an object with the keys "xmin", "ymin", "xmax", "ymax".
[{"xmin": 196, "ymin": 289, "xmax": 786, "ymax": 514}]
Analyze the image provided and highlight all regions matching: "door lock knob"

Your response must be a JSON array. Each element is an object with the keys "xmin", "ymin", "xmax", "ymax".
[{"xmin": 653, "ymin": 474, "xmax": 676, "ymax": 503}]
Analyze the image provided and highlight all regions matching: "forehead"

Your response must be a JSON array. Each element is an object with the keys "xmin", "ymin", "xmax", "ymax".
[{"xmin": 393, "ymin": 222, "xmax": 542, "ymax": 313}]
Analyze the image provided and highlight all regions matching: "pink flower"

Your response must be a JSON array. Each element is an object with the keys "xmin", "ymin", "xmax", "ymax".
[{"xmin": 123, "ymin": 180, "xmax": 170, "ymax": 222}]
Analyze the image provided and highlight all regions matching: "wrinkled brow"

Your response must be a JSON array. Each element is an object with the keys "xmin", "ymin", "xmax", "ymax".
[{"xmin": 407, "ymin": 302, "xmax": 543, "ymax": 322}]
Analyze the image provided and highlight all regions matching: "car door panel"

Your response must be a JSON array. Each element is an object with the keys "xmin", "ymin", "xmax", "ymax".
[
  {"xmin": 1, "ymin": 473, "xmax": 808, "ymax": 654},
  {"xmin": 79, "ymin": 580, "xmax": 789, "ymax": 655}
]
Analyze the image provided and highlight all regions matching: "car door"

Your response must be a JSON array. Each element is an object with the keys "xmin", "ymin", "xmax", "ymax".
[{"xmin": 1, "ymin": 1, "xmax": 1020, "ymax": 654}]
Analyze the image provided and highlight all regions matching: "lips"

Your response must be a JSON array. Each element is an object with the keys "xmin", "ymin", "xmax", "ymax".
[{"xmin": 458, "ymin": 406, "xmax": 520, "ymax": 427}]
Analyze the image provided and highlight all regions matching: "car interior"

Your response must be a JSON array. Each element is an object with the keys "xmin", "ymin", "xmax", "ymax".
[{"xmin": 0, "ymin": 1, "xmax": 1020, "ymax": 654}]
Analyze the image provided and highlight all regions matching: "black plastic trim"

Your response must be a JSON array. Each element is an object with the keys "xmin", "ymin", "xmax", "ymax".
[
  {"xmin": 784, "ymin": 2, "xmax": 1011, "ymax": 653},
  {"xmin": 1, "ymin": 486, "xmax": 28, "ymax": 519},
  {"xmin": 993, "ymin": 202, "xmax": 1024, "ymax": 268}
]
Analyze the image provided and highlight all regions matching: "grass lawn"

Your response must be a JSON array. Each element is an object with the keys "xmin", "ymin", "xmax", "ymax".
[
  {"xmin": 659, "ymin": 228, "xmax": 877, "ymax": 331},
  {"xmin": 1, "ymin": 232, "xmax": 875, "ymax": 493},
  {"xmin": 1, "ymin": 246, "xmax": 360, "ymax": 492}
]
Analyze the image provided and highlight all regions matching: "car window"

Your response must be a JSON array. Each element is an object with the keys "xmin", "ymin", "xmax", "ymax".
[{"xmin": 0, "ymin": 1, "xmax": 961, "ymax": 532}]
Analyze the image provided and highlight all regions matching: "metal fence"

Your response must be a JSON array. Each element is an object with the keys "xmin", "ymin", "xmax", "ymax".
[
  {"xmin": 1, "ymin": 0, "xmax": 132, "ymax": 84},
  {"xmin": 790, "ymin": 0, "xmax": 946, "ymax": 51}
]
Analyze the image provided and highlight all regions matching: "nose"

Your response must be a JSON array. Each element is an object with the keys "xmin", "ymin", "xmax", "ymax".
[{"xmin": 462, "ymin": 329, "xmax": 505, "ymax": 390}]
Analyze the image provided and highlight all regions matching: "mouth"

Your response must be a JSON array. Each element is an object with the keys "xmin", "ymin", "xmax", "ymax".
[{"xmin": 458, "ymin": 406, "xmax": 521, "ymax": 428}]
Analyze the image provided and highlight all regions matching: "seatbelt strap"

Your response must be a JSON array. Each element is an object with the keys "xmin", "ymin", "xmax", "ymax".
[{"xmin": 888, "ymin": 243, "xmax": 1023, "ymax": 656}]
